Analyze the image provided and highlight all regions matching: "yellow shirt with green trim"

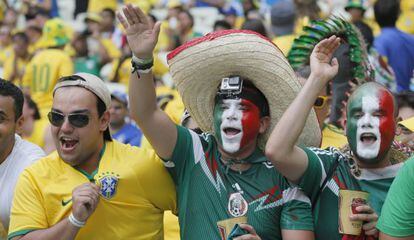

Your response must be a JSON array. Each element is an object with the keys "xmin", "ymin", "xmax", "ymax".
[
  {"xmin": 22, "ymin": 49, "xmax": 73, "ymax": 116},
  {"xmin": 8, "ymin": 140, "xmax": 177, "ymax": 240},
  {"xmin": 3, "ymin": 55, "xmax": 30, "ymax": 86}
]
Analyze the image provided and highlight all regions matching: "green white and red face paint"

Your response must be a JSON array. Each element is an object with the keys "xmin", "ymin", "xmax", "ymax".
[
  {"xmin": 346, "ymin": 85, "xmax": 395, "ymax": 163},
  {"xmin": 213, "ymin": 98, "xmax": 261, "ymax": 154}
]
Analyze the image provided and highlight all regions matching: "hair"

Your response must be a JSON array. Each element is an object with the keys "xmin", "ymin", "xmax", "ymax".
[
  {"xmin": 353, "ymin": 21, "xmax": 373, "ymax": 50},
  {"xmin": 12, "ymin": 32, "xmax": 29, "ymax": 44},
  {"xmin": 0, "ymin": 79, "xmax": 24, "ymax": 121},
  {"xmin": 241, "ymin": 19, "xmax": 268, "ymax": 38},
  {"xmin": 179, "ymin": 10, "xmax": 194, "ymax": 28},
  {"xmin": 213, "ymin": 20, "xmax": 232, "ymax": 30},
  {"xmin": 374, "ymin": 0, "xmax": 400, "ymax": 27},
  {"xmin": 396, "ymin": 91, "xmax": 414, "ymax": 110},
  {"xmin": 101, "ymin": 8, "xmax": 116, "ymax": 19}
]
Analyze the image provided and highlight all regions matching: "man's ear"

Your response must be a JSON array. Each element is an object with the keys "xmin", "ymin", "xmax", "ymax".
[
  {"xmin": 100, "ymin": 110, "xmax": 111, "ymax": 132},
  {"xmin": 15, "ymin": 115, "xmax": 25, "ymax": 135},
  {"xmin": 259, "ymin": 116, "xmax": 271, "ymax": 134}
]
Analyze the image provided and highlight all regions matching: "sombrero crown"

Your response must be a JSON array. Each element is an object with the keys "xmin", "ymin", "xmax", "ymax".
[{"xmin": 167, "ymin": 30, "xmax": 321, "ymax": 149}]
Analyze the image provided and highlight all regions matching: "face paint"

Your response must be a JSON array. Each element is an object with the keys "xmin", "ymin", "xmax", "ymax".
[
  {"xmin": 346, "ymin": 85, "xmax": 396, "ymax": 164},
  {"xmin": 213, "ymin": 98, "xmax": 261, "ymax": 154}
]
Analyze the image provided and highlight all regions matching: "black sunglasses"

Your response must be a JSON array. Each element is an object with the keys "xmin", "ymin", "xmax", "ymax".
[{"xmin": 48, "ymin": 111, "xmax": 90, "ymax": 128}]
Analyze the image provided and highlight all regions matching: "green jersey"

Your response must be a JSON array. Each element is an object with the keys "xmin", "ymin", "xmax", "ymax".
[
  {"xmin": 164, "ymin": 126, "xmax": 314, "ymax": 239},
  {"xmin": 300, "ymin": 147, "xmax": 403, "ymax": 240},
  {"xmin": 377, "ymin": 157, "xmax": 414, "ymax": 237}
]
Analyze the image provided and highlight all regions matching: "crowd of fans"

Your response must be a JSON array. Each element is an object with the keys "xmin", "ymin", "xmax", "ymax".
[{"xmin": 0, "ymin": 0, "xmax": 414, "ymax": 239}]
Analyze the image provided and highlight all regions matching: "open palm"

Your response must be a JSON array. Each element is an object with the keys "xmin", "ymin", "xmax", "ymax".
[
  {"xmin": 310, "ymin": 35, "xmax": 341, "ymax": 84},
  {"xmin": 117, "ymin": 4, "xmax": 161, "ymax": 59}
]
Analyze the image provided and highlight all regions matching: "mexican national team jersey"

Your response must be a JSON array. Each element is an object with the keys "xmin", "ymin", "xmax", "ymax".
[
  {"xmin": 300, "ymin": 147, "xmax": 403, "ymax": 240},
  {"xmin": 8, "ymin": 141, "xmax": 176, "ymax": 240},
  {"xmin": 163, "ymin": 126, "xmax": 314, "ymax": 239}
]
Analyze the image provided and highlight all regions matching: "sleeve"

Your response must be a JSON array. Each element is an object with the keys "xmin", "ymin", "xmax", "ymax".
[
  {"xmin": 376, "ymin": 159, "xmax": 414, "ymax": 237},
  {"xmin": 137, "ymin": 149, "xmax": 177, "ymax": 214},
  {"xmin": 7, "ymin": 170, "xmax": 47, "ymax": 239},
  {"xmin": 161, "ymin": 125, "xmax": 205, "ymax": 185},
  {"xmin": 373, "ymin": 37, "xmax": 387, "ymax": 58},
  {"xmin": 281, "ymin": 187, "xmax": 314, "ymax": 231},
  {"xmin": 298, "ymin": 147, "xmax": 340, "ymax": 200}
]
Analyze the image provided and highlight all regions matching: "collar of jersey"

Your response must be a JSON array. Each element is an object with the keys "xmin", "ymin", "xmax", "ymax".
[{"xmin": 75, "ymin": 142, "xmax": 107, "ymax": 182}]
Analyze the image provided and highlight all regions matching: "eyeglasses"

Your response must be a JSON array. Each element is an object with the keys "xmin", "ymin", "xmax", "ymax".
[
  {"xmin": 314, "ymin": 96, "xmax": 330, "ymax": 109},
  {"xmin": 48, "ymin": 111, "xmax": 90, "ymax": 128}
]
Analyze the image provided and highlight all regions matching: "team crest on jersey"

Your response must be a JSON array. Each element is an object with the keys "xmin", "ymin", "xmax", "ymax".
[
  {"xmin": 228, "ymin": 192, "xmax": 248, "ymax": 217},
  {"xmin": 98, "ymin": 172, "xmax": 120, "ymax": 199}
]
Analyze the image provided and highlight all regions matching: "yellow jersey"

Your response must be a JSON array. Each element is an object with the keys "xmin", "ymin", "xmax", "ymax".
[
  {"xmin": 87, "ymin": 0, "xmax": 117, "ymax": 13},
  {"xmin": 22, "ymin": 49, "xmax": 73, "ymax": 116},
  {"xmin": 320, "ymin": 124, "xmax": 348, "ymax": 149},
  {"xmin": 2, "ymin": 55, "xmax": 30, "ymax": 86},
  {"xmin": 272, "ymin": 34, "xmax": 296, "ymax": 56},
  {"xmin": 0, "ymin": 45, "xmax": 12, "ymax": 67},
  {"xmin": 8, "ymin": 141, "xmax": 177, "ymax": 240},
  {"xmin": 164, "ymin": 211, "xmax": 180, "ymax": 240}
]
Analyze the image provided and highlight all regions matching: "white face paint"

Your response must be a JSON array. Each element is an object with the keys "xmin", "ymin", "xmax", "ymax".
[
  {"xmin": 356, "ymin": 96, "xmax": 381, "ymax": 159},
  {"xmin": 220, "ymin": 99, "xmax": 243, "ymax": 153}
]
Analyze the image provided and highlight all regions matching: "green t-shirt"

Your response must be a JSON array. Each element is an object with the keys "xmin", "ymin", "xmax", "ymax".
[
  {"xmin": 163, "ymin": 126, "xmax": 314, "ymax": 239},
  {"xmin": 300, "ymin": 147, "xmax": 403, "ymax": 240},
  {"xmin": 377, "ymin": 157, "xmax": 414, "ymax": 237},
  {"xmin": 74, "ymin": 55, "xmax": 100, "ymax": 76}
]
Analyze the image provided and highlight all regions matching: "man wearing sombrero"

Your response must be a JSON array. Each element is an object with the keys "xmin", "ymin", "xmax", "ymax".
[{"xmin": 116, "ymin": 4, "xmax": 335, "ymax": 239}]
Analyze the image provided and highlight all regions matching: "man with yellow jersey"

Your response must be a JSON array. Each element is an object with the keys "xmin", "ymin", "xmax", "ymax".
[
  {"xmin": 8, "ymin": 73, "xmax": 176, "ymax": 240},
  {"xmin": 22, "ymin": 18, "xmax": 73, "ymax": 117}
]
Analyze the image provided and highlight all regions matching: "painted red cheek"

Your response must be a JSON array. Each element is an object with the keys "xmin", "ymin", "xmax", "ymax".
[
  {"xmin": 240, "ymin": 99, "xmax": 261, "ymax": 148},
  {"xmin": 378, "ymin": 92, "xmax": 396, "ymax": 154}
]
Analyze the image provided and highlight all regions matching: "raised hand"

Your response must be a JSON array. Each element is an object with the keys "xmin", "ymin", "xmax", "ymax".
[
  {"xmin": 71, "ymin": 182, "xmax": 100, "ymax": 222},
  {"xmin": 117, "ymin": 4, "xmax": 161, "ymax": 59},
  {"xmin": 310, "ymin": 35, "xmax": 341, "ymax": 84}
]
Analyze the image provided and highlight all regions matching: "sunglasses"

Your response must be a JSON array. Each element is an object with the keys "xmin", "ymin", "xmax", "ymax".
[
  {"xmin": 314, "ymin": 96, "xmax": 330, "ymax": 109},
  {"xmin": 48, "ymin": 111, "xmax": 90, "ymax": 128}
]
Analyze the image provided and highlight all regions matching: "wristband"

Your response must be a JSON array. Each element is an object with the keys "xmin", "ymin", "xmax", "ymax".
[
  {"xmin": 131, "ymin": 55, "xmax": 154, "ymax": 74},
  {"xmin": 68, "ymin": 212, "xmax": 86, "ymax": 228}
]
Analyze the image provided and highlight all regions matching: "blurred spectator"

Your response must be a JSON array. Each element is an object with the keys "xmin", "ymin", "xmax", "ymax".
[
  {"xmin": 222, "ymin": 7, "xmax": 238, "ymax": 29},
  {"xmin": 0, "ymin": 80, "xmax": 44, "ymax": 238},
  {"xmin": 344, "ymin": 0, "xmax": 366, "ymax": 23},
  {"xmin": 241, "ymin": 18, "xmax": 268, "ymax": 37},
  {"xmin": 293, "ymin": 0, "xmax": 321, "ymax": 34},
  {"xmin": 3, "ymin": 32, "xmax": 31, "ymax": 86},
  {"xmin": 166, "ymin": 10, "xmax": 202, "ymax": 51},
  {"xmin": 109, "ymin": 91, "xmax": 142, "ymax": 147},
  {"xmin": 213, "ymin": 20, "xmax": 232, "ymax": 31},
  {"xmin": 241, "ymin": 0, "xmax": 259, "ymax": 19},
  {"xmin": 0, "ymin": 25, "xmax": 12, "ymax": 67},
  {"xmin": 71, "ymin": 33, "xmax": 101, "ymax": 76},
  {"xmin": 189, "ymin": 0, "xmax": 225, "ymax": 8},
  {"xmin": 270, "ymin": 0, "xmax": 296, "ymax": 56},
  {"xmin": 100, "ymin": 8, "xmax": 123, "ymax": 48},
  {"xmin": 87, "ymin": 0, "xmax": 117, "ymax": 14},
  {"xmin": 22, "ymin": 18, "xmax": 74, "ymax": 118},
  {"xmin": 3, "ymin": 8, "xmax": 18, "ymax": 29},
  {"xmin": 374, "ymin": 0, "xmax": 414, "ymax": 92},
  {"xmin": 22, "ymin": 0, "xmax": 59, "ymax": 18},
  {"xmin": 25, "ymin": 20, "xmax": 43, "ymax": 53},
  {"xmin": 397, "ymin": 0, "xmax": 414, "ymax": 34},
  {"xmin": 354, "ymin": 20, "xmax": 397, "ymax": 92},
  {"xmin": 396, "ymin": 92, "xmax": 414, "ymax": 120},
  {"xmin": 74, "ymin": 0, "xmax": 89, "ymax": 18}
]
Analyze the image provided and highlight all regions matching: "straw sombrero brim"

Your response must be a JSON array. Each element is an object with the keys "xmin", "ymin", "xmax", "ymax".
[{"xmin": 167, "ymin": 30, "xmax": 321, "ymax": 149}]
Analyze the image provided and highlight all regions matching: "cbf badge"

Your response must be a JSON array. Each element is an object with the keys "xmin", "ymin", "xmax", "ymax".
[
  {"xmin": 228, "ymin": 192, "xmax": 248, "ymax": 217},
  {"xmin": 99, "ymin": 173, "xmax": 119, "ymax": 199}
]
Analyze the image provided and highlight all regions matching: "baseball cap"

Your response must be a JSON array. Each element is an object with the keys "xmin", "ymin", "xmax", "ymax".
[
  {"xmin": 111, "ymin": 91, "xmax": 128, "ymax": 107},
  {"xmin": 53, "ymin": 72, "xmax": 112, "ymax": 140},
  {"xmin": 270, "ymin": 0, "xmax": 296, "ymax": 36},
  {"xmin": 345, "ymin": 0, "xmax": 366, "ymax": 12}
]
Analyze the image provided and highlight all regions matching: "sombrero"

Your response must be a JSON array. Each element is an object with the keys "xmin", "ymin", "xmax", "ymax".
[{"xmin": 167, "ymin": 30, "xmax": 320, "ymax": 149}]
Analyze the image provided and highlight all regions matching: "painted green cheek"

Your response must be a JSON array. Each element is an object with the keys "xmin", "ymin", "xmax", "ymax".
[
  {"xmin": 213, "ymin": 105, "xmax": 223, "ymax": 145},
  {"xmin": 346, "ymin": 118, "xmax": 358, "ymax": 153}
]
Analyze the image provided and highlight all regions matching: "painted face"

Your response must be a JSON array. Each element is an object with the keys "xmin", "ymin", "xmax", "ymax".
[
  {"xmin": 213, "ymin": 98, "xmax": 261, "ymax": 154},
  {"xmin": 346, "ymin": 85, "xmax": 396, "ymax": 164}
]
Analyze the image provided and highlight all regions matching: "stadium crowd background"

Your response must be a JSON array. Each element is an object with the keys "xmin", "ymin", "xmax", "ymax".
[{"xmin": 0, "ymin": 0, "xmax": 413, "ymax": 239}]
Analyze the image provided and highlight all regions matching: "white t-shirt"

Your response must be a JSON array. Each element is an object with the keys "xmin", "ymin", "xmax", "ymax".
[{"xmin": 0, "ymin": 135, "xmax": 45, "ymax": 234}]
